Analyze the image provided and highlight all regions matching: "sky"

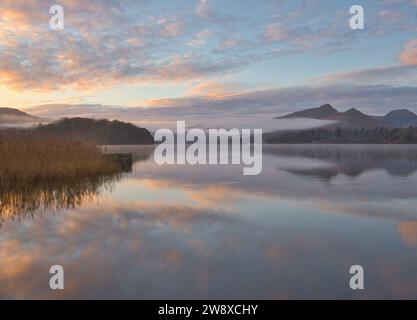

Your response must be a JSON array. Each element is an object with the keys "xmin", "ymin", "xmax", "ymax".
[{"xmin": 0, "ymin": 0, "xmax": 417, "ymax": 130}]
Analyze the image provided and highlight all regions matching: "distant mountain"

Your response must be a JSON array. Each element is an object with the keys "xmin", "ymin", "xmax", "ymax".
[
  {"xmin": 377, "ymin": 109, "xmax": 417, "ymax": 128},
  {"xmin": 0, "ymin": 107, "xmax": 37, "ymax": 124},
  {"xmin": 0, "ymin": 108, "xmax": 33, "ymax": 117},
  {"xmin": 276, "ymin": 104, "xmax": 338, "ymax": 120},
  {"xmin": 277, "ymin": 104, "xmax": 392, "ymax": 129},
  {"xmin": 34, "ymin": 117, "xmax": 154, "ymax": 145},
  {"xmin": 331, "ymin": 108, "xmax": 391, "ymax": 129}
]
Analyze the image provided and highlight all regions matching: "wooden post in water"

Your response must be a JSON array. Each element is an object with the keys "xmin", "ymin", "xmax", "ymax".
[{"xmin": 103, "ymin": 153, "xmax": 133, "ymax": 173}]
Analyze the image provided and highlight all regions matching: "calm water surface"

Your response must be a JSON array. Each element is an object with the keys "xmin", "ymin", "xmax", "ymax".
[{"xmin": 1, "ymin": 144, "xmax": 417, "ymax": 299}]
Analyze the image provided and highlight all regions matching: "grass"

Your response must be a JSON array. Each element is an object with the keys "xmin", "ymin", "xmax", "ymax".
[
  {"xmin": 0, "ymin": 132, "xmax": 121, "ymax": 187},
  {"xmin": 0, "ymin": 132, "xmax": 123, "ymax": 221}
]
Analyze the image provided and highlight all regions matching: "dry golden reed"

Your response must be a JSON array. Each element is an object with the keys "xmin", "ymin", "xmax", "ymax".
[
  {"xmin": 0, "ymin": 132, "xmax": 123, "ymax": 221},
  {"xmin": 0, "ymin": 131, "xmax": 120, "ymax": 187}
]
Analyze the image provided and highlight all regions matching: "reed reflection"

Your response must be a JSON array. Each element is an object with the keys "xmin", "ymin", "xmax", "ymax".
[
  {"xmin": 0, "ymin": 176, "xmax": 119, "ymax": 224},
  {"xmin": 0, "ymin": 152, "xmax": 133, "ymax": 224}
]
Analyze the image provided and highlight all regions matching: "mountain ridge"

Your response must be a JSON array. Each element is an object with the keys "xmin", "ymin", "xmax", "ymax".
[
  {"xmin": 0, "ymin": 108, "xmax": 154, "ymax": 145},
  {"xmin": 0, "ymin": 107, "xmax": 38, "ymax": 124},
  {"xmin": 34, "ymin": 117, "xmax": 154, "ymax": 145},
  {"xmin": 376, "ymin": 109, "xmax": 417, "ymax": 128},
  {"xmin": 0, "ymin": 107, "xmax": 36, "ymax": 117},
  {"xmin": 277, "ymin": 104, "xmax": 417, "ymax": 129}
]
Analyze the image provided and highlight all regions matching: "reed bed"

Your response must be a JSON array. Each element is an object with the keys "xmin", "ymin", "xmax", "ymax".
[
  {"xmin": 0, "ymin": 132, "xmax": 123, "ymax": 222},
  {"xmin": 0, "ymin": 132, "xmax": 121, "ymax": 188}
]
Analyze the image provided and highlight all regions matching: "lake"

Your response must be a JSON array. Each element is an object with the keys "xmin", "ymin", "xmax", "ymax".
[{"xmin": 1, "ymin": 144, "xmax": 417, "ymax": 299}]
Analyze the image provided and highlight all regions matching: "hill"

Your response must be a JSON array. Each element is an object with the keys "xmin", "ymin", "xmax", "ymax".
[
  {"xmin": 0, "ymin": 107, "xmax": 37, "ymax": 124},
  {"xmin": 277, "ymin": 104, "xmax": 391, "ymax": 129},
  {"xmin": 34, "ymin": 118, "xmax": 154, "ymax": 145},
  {"xmin": 276, "ymin": 104, "xmax": 338, "ymax": 120},
  {"xmin": 330, "ymin": 108, "xmax": 391, "ymax": 129},
  {"xmin": 377, "ymin": 109, "xmax": 417, "ymax": 128}
]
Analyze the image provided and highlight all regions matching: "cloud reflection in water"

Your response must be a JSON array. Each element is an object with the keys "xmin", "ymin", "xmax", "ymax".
[{"xmin": 1, "ymin": 145, "xmax": 417, "ymax": 299}]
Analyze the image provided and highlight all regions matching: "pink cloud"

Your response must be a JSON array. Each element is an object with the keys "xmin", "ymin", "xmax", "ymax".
[
  {"xmin": 378, "ymin": 10, "xmax": 404, "ymax": 23},
  {"xmin": 398, "ymin": 221, "xmax": 417, "ymax": 247},
  {"xmin": 400, "ymin": 39, "xmax": 417, "ymax": 65},
  {"xmin": 196, "ymin": 0, "xmax": 210, "ymax": 18},
  {"xmin": 188, "ymin": 29, "xmax": 211, "ymax": 47},
  {"xmin": 184, "ymin": 81, "xmax": 241, "ymax": 98},
  {"xmin": 264, "ymin": 24, "xmax": 291, "ymax": 42},
  {"xmin": 157, "ymin": 17, "xmax": 184, "ymax": 37}
]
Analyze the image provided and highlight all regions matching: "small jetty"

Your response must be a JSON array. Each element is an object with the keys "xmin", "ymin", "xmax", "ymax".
[{"xmin": 103, "ymin": 153, "xmax": 133, "ymax": 173}]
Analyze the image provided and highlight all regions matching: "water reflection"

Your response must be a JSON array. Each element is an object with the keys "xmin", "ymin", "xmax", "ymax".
[
  {"xmin": 1, "ymin": 145, "xmax": 417, "ymax": 299},
  {"xmin": 0, "ymin": 154, "xmax": 132, "ymax": 224},
  {"xmin": 264, "ymin": 144, "xmax": 417, "ymax": 180},
  {"xmin": 0, "ymin": 176, "xmax": 118, "ymax": 225}
]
